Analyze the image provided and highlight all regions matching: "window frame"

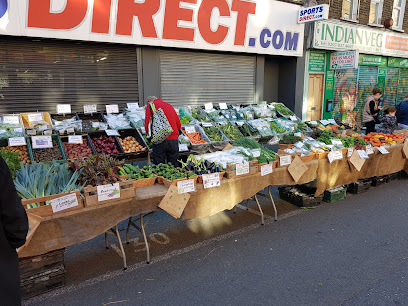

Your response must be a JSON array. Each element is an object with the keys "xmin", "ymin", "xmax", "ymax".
[
  {"xmin": 392, "ymin": 0, "xmax": 406, "ymax": 30},
  {"xmin": 369, "ymin": 0, "xmax": 384, "ymax": 25},
  {"xmin": 342, "ymin": 0, "xmax": 360, "ymax": 21}
]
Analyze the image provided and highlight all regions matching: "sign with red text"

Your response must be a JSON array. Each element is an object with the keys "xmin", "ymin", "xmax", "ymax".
[
  {"xmin": 330, "ymin": 51, "xmax": 359, "ymax": 70},
  {"xmin": 298, "ymin": 4, "xmax": 329, "ymax": 24},
  {"xmin": 0, "ymin": 0, "xmax": 303, "ymax": 57}
]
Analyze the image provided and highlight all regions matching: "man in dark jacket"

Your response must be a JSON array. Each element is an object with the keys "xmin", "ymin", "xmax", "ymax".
[
  {"xmin": 0, "ymin": 156, "xmax": 28, "ymax": 305},
  {"xmin": 396, "ymin": 93, "xmax": 408, "ymax": 129}
]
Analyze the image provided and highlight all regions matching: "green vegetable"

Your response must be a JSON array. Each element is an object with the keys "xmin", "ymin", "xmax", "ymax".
[
  {"xmin": 269, "ymin": 121, "xmax": 286, "ymax": 134},
  {"xmin": 0, "ymin": 149, "xmax": 21, "ymax": 179},
  {"xmin": 237, "ymin": 123, "xmax": 258, "ymax": 137},
  {"xmin": 317, "ymin": 130, "xmax": 333, "ymax": 145},
  {"xmin": 274, "ymin": 104, "xmax": 294, "ymax": 116},
  {"xmin": 191, "ymin": 109, "xmax": 211, "ymax": 122},
  {"xmin": 203, "ymin": 126, "xmax": 224, "ymax": 142},
  {"xmin": 234, "ymin": 137, "xmax": 276, "ymax": 163},
  {"xmin": 218, "ymin": 123, "xmax": 242, "ymax": 141},
  {"xmin": 180, "ymin": 116, "xmax": 191, "ymax": 125},
  {"xmin": 279, "ymin": 134, "xmax": 302, "ymax": 144},
  {"xmin": 297, "ymin": 123, "xmax": 308, "ymax": 133}
]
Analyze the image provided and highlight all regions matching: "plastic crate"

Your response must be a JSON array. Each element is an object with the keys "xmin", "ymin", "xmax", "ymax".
[
  {"xmin": 117, "ymin": 128, "xmax": 148, "ymax": 159},
  {"xmin": 323, "ymin": 186, "xmax": 347, "ymax": 203},
  {"xmin": 347, "ymin": 179, "xmax": 371, "ymax": 194},
  {"xmin": 87, "ymin": 131, "xmax": 124, "ymax": 157},
  {"xmin": 27, "ymin": 135, "xmax": 66, "ymax": 163},
  {"xmin": 76, "ymin": 112, "xmax": 106, "ymax": 133}
]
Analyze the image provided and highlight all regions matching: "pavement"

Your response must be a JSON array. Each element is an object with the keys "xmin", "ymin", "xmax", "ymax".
[{"xmin": 23, "ymin": 178, "xmax": 408, "ymax": 306}]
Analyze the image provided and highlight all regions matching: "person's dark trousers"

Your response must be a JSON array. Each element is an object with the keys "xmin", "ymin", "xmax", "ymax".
[
  {"xmin": 152, "ymin": 140, "xmax": 179, "ymax": 167},
  {"xmin": 365, "ymin": 121, "xmax": 376, "ymax": 134}
]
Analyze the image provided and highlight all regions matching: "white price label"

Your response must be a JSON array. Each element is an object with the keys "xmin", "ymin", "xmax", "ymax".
[
  {"xmin": 202, "ymin": 122, "xmax": 213, "ymax": 127},
  {"xmin": 328, "ymin": 150, "xmax": 343, "ymax": 164},
  {"xmin": 184, "ymin": 126, "xmax": 196, "ymax": 134},
  {"xmin": 57, "ymin": 104, "xmax": 71, "ymax": 114},
  {"xmin": 279, "ymin": 155, "xmax": 292, "ymax": 166},
  {"xmin": 106, "ymin": 104, "xmax": 119, "ymax": 114},
  {"xmin": 357, "ymin": 150, "xmax": 370, "ymax": 159},
  {"xmin": 204, "ymin": 102, "xmax": 213, "ymax": 110},
  {"xmin": 8, "ymin": 137, "xmax": 26, "ymax": 147},
  {"xmin": 84, "ymin": 104, "xmax": 97, "ymax": 114},
  {"xmin": 26, "ymin": 129, "xmax": 36, "ymax": 136},
  {"xmin": 27, "ymin": 113, "xmax": 43, "ymax": 122},
  {"xmin": 218, "ymin": 121, "xmax": 227, "ymax": 125},
  {"xmin": 177, "ymin": 179, "xmax": 196, "ymax": 194},
  {"xmin": 251, "ymin": 149, "xmax": 261, "ymax": 158},
  {"xmin": 320, "ymin": 119, "xmax": 330, "ymax": 125},
  {"xmin": 378, "ymin": 146, "xmax": 389, "ymax": 154},
  {"xmin": 236, "ymin": 161, "xmax": 250, "ymax": 176},
  {"xmin": 66, "ymin": 128, "xmax": 75, "ymax": 134},
  {"xmin": 179, "ymin": 143, "xmax": 189, "ymax": 152},
  {"xmin": 50, "ymin": 193, "xmax": 79, "ymax": 213},
  {"xmin": 202, "ymin": 173, "xmax": 221, "ymax": 189},
  {"xmin": 219, "ymin": 103, "xmax": 228, "ymax": 110},
  {"xmin": 68, "ymin": 135, "xmax": 83, "ymax": 144},
  {"xmin": 31, "ymin": 136, "xmax": 53, "ymax": 149},
  {"xmin": 127, "ymin": 103, "xmax": 139, "ymax": 111},
  {"xmin": 261, "ymin": 163, "xmax": 273, "ymax": 176},
  {"xmin": 105, "ymin": 129, "xmax": 120, "ymax": 136},
  {"xmin": 366, "ymin": 147, "xmax": 374, "ymax": 155},
  {"xmin": 347, "ymin": 148, "xmax": 354, "ymax": 158},
  {"xmin": 97, "ymin": 183, "xmax": 120, "ymax": 202},
  {"xmin": 310, "ymin": 121, "xmax": 318, "ymax": 125},
  {"xmin": 294, "ymin": 132, "xmax": 302, "ymax": 137},
  {"xmin": 0, "ymin": 129, "xmax": 6, "ymax": 134},
  {"xmin": 236, "ymin": 121, "xmax": 245, "ymax": 126},
  {"xmin": 331, "ymin": 139, "xmax": 343, "ymax": 146},
  {"xmin": 3, "ymin": 116, "xmax": 19, "ymax": 125},
  {"xmin": 43, "ymin": 130, "xmax": 52, "ymax": 136},
  {"xmin": 14, "ymin": 128, "xmax": 23, "ymax": 133},
  {"xmin": 289, "ymin": 115, "xmax": 297, "ymax": 121},
  {"xmin": 328, "ymin": 119, "xmax": 337, "ymax": 125},
  {"xmin": 38, "ymin": 125, "xmax": 48, "ymax": 131}
]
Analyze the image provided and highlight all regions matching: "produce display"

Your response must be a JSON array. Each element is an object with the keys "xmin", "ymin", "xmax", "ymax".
[
  {"xmin": 32, "ymin": 141, "xmax": 64, "ymax": 162},
  {"xmin": 220, "ymin": 108, "xmax": 242, "ymax": 121},
  {"xmin": 0, "ymin": 129, "xmax": 24, "ymax": 139},
  {"xmin": 191, "ymin": 108, "xmax": 211, "ymax": 122},
  {"xmin": 62, "ymin": 140, "xmax": 93, "ymax": 159},
  {"xmin": 177, "ymin": 108, "xmax": 193, "ymax": 125},
  {"xmin": 183, "ymin": 129, "xmax": 207, "ymax": 144},
  {"xmin": 269, "ymin": 121, "xmax": 286, "ymax": 134},
  {"xmin": 91, "ymin": 135, "xmax": 121, "ymax": 155},
  {"xmin": 179, "ymin": 155, "xmax": 222, "ymax": 174},
  {"xmin": 15, "ymin": 162, "xmax": 82, "ymax": 204},
  {"xmin": 0, "ymin": 149, "xmax": 21, "ymax": 178},
  {"xmin": 236, "ymin": 122, "xmax": 259, "ymax": 138},
  {"xmin": 279, "ymin": 134, "xmax": 303, "ymax": 145},
  {"xmin": 317, "ymin": 130, "xmax": 334, "ymax": 145},
  {"xmin": 363, "ymin": 133, "xmax": 405, "ymax": 146},
  {"xmin": 203, "ymin": 126, "xmax": 224, "ymax": 142},
  {"xmin": 118, "ymin": 163, "xmax": 158, "ymax": 179},
  {"xmin": 273, "ymin": 103, "xmax": 294, "ymax": 116},
  {"xmin": 52, "ymin": 116, "xmax": 82, "ymax": 135},
  {"xmin": 297, "ymin": 123, "xmax": 308, "ymax": 133},
  {"xmin": 1, "ymin": 145, "xmax": 30, "ymax": 165},
  {"xmin": 118, "ymin": 136, "xmax": 146, "ymax": 153},
  {"xmin": 104, "ymin": 113, "xmax": 132, "ymax": 130},
  {"xmin": 205, "ymin": 108, "xmax": 225, "ymax": 122},
  {"xmin": 234, "ymin": 138, "xmax": 277, "ymax": 163},
  {"xmin": 218, "ymin": 123, "xmax": 242, "ymax": 141}
]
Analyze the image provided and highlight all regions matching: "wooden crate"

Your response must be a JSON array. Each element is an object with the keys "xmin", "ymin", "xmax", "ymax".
[
  {"xmin": 197, "ymin": 172, "xmax": 225, "ymax": 183},
  {"xmin": 19, "ymin": 249, "xmax": 65, "ymax": 280},
  {"xmin": 257, "ymin": 161, "xmax": 278, "ymax": 172},
  {"xmin": 83, "ymin": 181, "xmax": 136, "ymax": 207},
  {"xmin": 225, "ymin": 160, "xmax": 258, "ymax": 179},
  {"xmin": 133, "ymin": 176, "xmax": 157, "ymax": 188},
  {"xmin": 21, "ymin": 190, "xmax": 83, "ymax": 216}
]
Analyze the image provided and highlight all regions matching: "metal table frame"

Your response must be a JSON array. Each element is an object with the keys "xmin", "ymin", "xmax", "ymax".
[{"xmin": 105, "ymin": 224, "xmax": 127, "ymax": 270}]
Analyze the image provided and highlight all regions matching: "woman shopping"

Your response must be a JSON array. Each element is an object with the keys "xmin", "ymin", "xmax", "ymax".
[{"xmin": 363, "ymin": 88, "xmax": 383, "ymax": 134}]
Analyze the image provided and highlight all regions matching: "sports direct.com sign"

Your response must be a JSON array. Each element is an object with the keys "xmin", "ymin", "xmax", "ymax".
[{"xmin": 0, "ymin": 0, "xmax": 304, "ymax": 57}]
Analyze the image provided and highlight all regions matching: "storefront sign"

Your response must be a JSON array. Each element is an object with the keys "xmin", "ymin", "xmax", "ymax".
[
  {"xmin": 298, "ymin": 4, "xmax": 329, "ymax": 24},
  {"xmin": 0, "ymin": 0, "xmax": 304, "ymax": 57},
  {"xmin": 97, "ymin": 183, "xmax": 120, "ymax": 202},
  {"xmin": 358, "ymin": 54, "xmax": 382, "ymax": 66},
  {"xmin": 50, "ymin": 193, "xmax": 79, "ymax": 213},
  {"xmin": 308, "ymin": 51, "xmax": 326, "ymax": 72},
  {"xmin": 330, "ymin": 51, "xmax": 359, "ymax": 70},
  {"xmin": 325, "ymin": 70, "xmax": 334, "ymax": 92},
  {"xmin": 314, "ymin": 20, "xmax": 408, "ymax": 58},
  {"xmin": 388, "ymin": 57, "xmax": 408, "ymax": 68}
]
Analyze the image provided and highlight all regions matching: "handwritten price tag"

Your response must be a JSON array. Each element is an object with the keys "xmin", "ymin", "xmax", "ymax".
[
  {"xmin": 377, "ymin": 146, "xmax": 389, "ymax": 154},
  {"xmin": 185, "ymin": 126, "xmax": 196, "ymax": 134},
  {"xmin": 219, "ymin": 102, "xmax": 228, "ymax": 110},
  {"xmin": 68, "ymin": 135, "xmax": 83, "ymax": 144},
  {"xmin": 50, "ymin": 193, "xmax": 79, "ymax": 213},
  {"xmin": 204, "ymin": 102, "xmax": 213, "ymax": 110},
  {"xmin": 177, "ymin": 179, "xmax": 196, "ymax": 194},
  {"xmin": 8, "ymin": 137, "xmax": 26, "ymax": 147},
  {"xmin": 279, "ymin": 155, "xmax": 292, "ymax": 166},
  {"xmin": 57, "ymin": 104, "xmax": 71, "ymax": 114},
  {"xmin": 106, "ymin": 104, "xmax": 119, "ymax": 114},
  {"xmin": 127, "ymin": 103, "xmax": 139, "ymax": 111},
  {"xmin": 357, "ymin": 150, "xmax": 370, "ymax": 159},
  {"xmin": 202, "ymin": 173, "xmax": 221, "ymax": 189},
  {"xmin": 347, "ymin": 148, "xmax": 354, "ymax": 158},
  {"xmin": 328, "ymin": 150, "xmax": 343, "ymax": 164},
  {"xmin": 27, "ymin": 113, "xmax": 43, "ymax": 122},
  {"xmin": 105, "ymin": 129, "xmax": 120, "ymax": 136},
  {"xmin": 3, "ymin": 116, "xmax": 19, "ymax": 125},
  {"xmin": 236, "ymin": 161, "xmax": 250, "ymax": 176},
  {"xmin": 97, "ymin": 183, "xmax": 120, "ymax": 202},
  {"xmin": 84, "ymin": 104, "xmax": 97, "ymax": 114},
  {"xmin": 179, "ymin": 143, "xmax": 189, "ymax": 152},
  {"xmin": 261, "ymin": 163, "xmax": 273, "ymax": 176}
]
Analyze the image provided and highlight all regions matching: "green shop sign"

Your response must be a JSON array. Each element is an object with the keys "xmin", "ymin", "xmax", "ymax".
[
  {"xmin": 358, "ymin": 54, "xmax": 383, "ymax": 66},
  {"xmin": 308, "ymin": 51, "xmax": 326, "ymax": 72},
  {"xmin": 388, "ymin": 57, "xmax": 408, "ymax": 68}
]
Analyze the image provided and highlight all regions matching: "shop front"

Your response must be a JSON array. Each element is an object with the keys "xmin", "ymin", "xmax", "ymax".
[
  {"xmin": 304, "ymin": 19, "xmax": 408, "ymax": 128},
  {"xmin": 0, "ymin": 0, "xmax": 304, "ymax": 113}
]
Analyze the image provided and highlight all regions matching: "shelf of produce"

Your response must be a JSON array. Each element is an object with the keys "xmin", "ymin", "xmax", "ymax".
[
  {"xmin": 87, "ymin": 131, "xmax": 124, "ymax": 158},
  {"xmin": 76, "ymin": 112, "xmax": 106, "ymax": 133},
  {"xmin": 21, "ymin": 112, "xmax": 53, "ymax": 129},
  {"xmin": 59, "ymin": 135, "xmax": 94, "ymax": 160},
  {"xmin": 116, "ymin": 128, "xmax": 148, "ymax": 159},
  {"xmin": 216, "ymin": 122, "xmax": 244, "ymax": 144},
  {"xmin": 176, "ymin": 107, "xmax": 197, "ymax": 126},
  {"xmin": 27, "ymin": 135, "xmax": 66, "ymax": 163},
  {"xmin": 0, "ymin": 137, "xmax": 32, "ymax": 165},
  {"xmin": 182, "ymin": 125, "xmax": 211, "ymax": 153},
  {"xmin": 201, "ymin": 124, "xmax": 230, "ymax": 150},
  {"xmin": 0, "ymin": 114, "xmax": 25, "ymax": 139}
]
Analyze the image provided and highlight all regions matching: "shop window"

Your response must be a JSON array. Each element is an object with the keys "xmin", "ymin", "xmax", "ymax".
[
  {"xmin": 392, "ymin": 0, "xmax": 406, "ymax": 30},
  {"xmin": 369, "ymin": 0, "xmax": 384, "ymax": 25},
  {"xmin": 342, "ymin": 0, "xmax": 359, "ymax": 21}
]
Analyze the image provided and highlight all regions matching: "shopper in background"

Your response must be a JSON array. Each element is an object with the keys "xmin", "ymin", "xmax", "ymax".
[
  {"xmin": 363, "ymin": 88, "xmax": 383, "ymax": 134},
  {"xmin": 0, "ymin": 156, "xmax": 28, "ymax": 306},
  {"xmin": 396, "ymin": 93, "xmax": 408, "ymax": 130},
  {"xmin": 144, "ymin": 96, "xmax": 181, "ymax": 167},
  {"xmin": 380, "ymin": 106, "xmax": 398, "ymax": 134}
]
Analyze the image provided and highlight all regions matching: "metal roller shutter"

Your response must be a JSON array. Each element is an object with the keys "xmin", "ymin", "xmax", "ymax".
[
  {"xmin": 356, "ymin": 66, "xmax": 378, "ymax": 125},
  {"xmin": 333, "ymin": 69, "xmax": 358, "ymax": 126},
  {"xmin": 0, "ymin": 38, "xmax": 138, "ymax": 114},
  {"xmin": 397, "ymin": 68, "xmax": 408, "ymax": 105},
  {"xmin": 384, "ymin": 67, "xmax": 399, "ymax": 107},
  {"xmin": 160, "ymin": 50, "xmax": 255, "ymax": 106}
]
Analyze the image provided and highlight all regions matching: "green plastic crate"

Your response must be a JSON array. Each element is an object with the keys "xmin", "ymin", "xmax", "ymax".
[{"xmin": 323, "ymin": 186, "xmax": 346, "ymax": 203}]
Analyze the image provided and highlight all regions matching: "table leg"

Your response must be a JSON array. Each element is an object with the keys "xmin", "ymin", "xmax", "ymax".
[
  {"xmin": 268, "ymin": 186, "xmax": 278, "ymax": 221},
  {"xmin": 254, "ymin": 195, "xmax": 264, "ymax": 225},
  {"xmin": 140, "ymin": 214, "xmax": 150, "ymax": 264},
  {"xmin": 105, "ymin": 232, "xmax": 109, "ymax": 249},
  {"xmin": 115, "ymin": 225, "xmax": 127, "ymax": 270}
]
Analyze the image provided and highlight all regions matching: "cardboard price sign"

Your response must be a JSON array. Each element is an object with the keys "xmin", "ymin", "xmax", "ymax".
[
  {"xmin": 349, "ymin": 150, "xmax": 365, "ymax": 171},
  {"xmin": 287, "ymin": 155, "xmax": 308, "ymax": 182},
  {"xmin": 50, "ymin": 192, "xmax": 79, "ymax": 213},
  {"xmin": 159, "ymin": 184, "xmax": 190, "ymax": 218},
  {"xmin": 97, "ymin": 183, "xmax": 120, "ymax": 202},
  {"xmin": 177, "ymin": 179, "xmax": 196, "ymax": 194},
  {"xmin": 402, "ymin": 140, "xmax": 408, "ymax": 158}
]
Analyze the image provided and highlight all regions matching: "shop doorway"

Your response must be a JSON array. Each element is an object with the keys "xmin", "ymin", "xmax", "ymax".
[{"xmin": 307, "ymin": 74, "xmax": 324, "ymax": 121}]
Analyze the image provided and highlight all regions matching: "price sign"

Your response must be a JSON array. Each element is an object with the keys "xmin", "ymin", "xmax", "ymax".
[
  {"xmin": 261, "ymin": 163, "xmax": 273, "ymax": 176},
  {"xmin": 31, "ymin": 136, "xmax": 53, "ymax": 149},
  {"xmin": 366, "ymin": 146, "xmax": 374, "ymax": 155},
  {"xmin": 38, "ymin": 125, "xmax": 48, "ymax": 131},
  {"xmin": 184, "ymin": 126, "xmax": 196, "ymax": 134},
  {"xmin": 219, "ymin": 102, "xmax": 228, "ymax": 110},
  {"xmin": 279, "ymin": 155, "xmax": 292, "ymax": 166},
  {"xmin": 331, "ymin": 139, "xmax": 342, "ymax": 146},
  {"xmin": 8, "ymin": 137, "xmax": 26, "ymax": 147},
  {"xmin": 236, "ymin": 161, "xmax": 250, "ymax": 176},
  {"xmin": 56, "ymin": 104, "xmax": 71, "ymax": 114},
  {"xmin": 68, "ymin": 135, "xmax": 83, "ymax": 144},
  {"xmin": 204, "ymin": 102, "xmax": 213, "ymax": 110},
  {"xmin": 106, "ymin": 104, "xmax": 119, "ymax": 114},
  {"xmin": 289, "ymin": 115, "xmax": 297, "ymax": 121},
  {"xmin": 357, "ymin": 150, "xmax": 369, "ymax": 159},
  {"xmin": 378, "ymin": 146, "xmax": 389, "ymax": 154},
  {"xmin": 236, "ymin": 121, "xmax": 245, "ymax": 126},
  {"xmin": 310, "ymin": 121, "xmax": 318, "ymax": 125},
  {"xmin": 177, "ymin": 179, "xmax": 196, "ymax": 194},
  {"xmin": 202, "ymin": 173, "xmax": 221, "ymax": 189},
  {"xmin": 202, "ymin": 122, "xmax": 213, "ymax": 127},
  {"xmin": 320, "ymin": 119, "xmax": 330, "ymax": 125},
  {"xmin": 218, "ymin": 121, "xmax": 227, "ymax": 125},
  {"xmin": 328, "ymin": 119, "xmax": 337, "ymax": 125},
  {"xmin": 66, "ymin": 128, "xmax": 75, "ymax": 134},
  {"xmin": 50, "ymin": 193, "xmax": 79, "ymax": 213},
  {"xmin": 347, "ymin": 148, "xmax": 354, "ymax": 158},
  {"xmin": 97, "ymin": 183, "xmax": 120, "ymax": 201},
  {"xmin": 294, "ymin": 132, "xmax": 302, "ymax": 137},
  {"xmin": 14, "ymin": 128, "xmax": 23, "ymax": 133},
  {"xmin": 26, "ymin": 129, "xmax": 36, "ymax": 136},
  {"xmin": 179, "ymin": 143, "xmax": 189, "ymax": 152},
  {"xmin": 105, "ymin": 129, "xmax": 120, "ymax": 136},
  {"xmin": 328, "ymin": 150, "xmax": 343, "ymax": 163},
  {"xmin": 27, "ymin": 113, "xmax": 43, "ymax": 122},
  {"xmin": 251, "ymin": 149, "xmax": 261, "ymax": 158},
  {"xmin": 3, "ymin": 116, "xmax": 19, "ymax": 125},
  {"xmin": 127, "ymin": 103, "xmax": 139, "ymax": 111},
  {"xmin": 84, "ymin": 104, "xmax": 97, "ymax": 114}
]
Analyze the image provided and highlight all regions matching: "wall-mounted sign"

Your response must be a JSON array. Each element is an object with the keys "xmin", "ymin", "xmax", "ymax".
[
  {"xmin": 308, "ymin": 51, "xmax": 326, "ymax": 72},
  {"xmin": 388, "ymin": 57, "xmax": 408, "ymax": 68},
  {"xmin": 330, "ymin": 50, "xmax": 359, "ymax": 70},
  {"xmin": 298, "ymin": 4, "xmax": 329, "ymax": 24}
]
